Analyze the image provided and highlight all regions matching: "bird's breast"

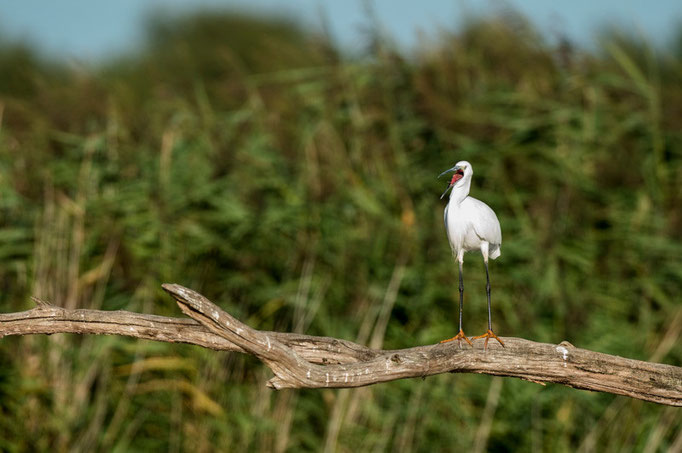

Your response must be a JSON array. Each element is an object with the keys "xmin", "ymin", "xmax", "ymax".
[{"xmin": 445, "ymin": 203, "xmax": 481, "ymax": 251}]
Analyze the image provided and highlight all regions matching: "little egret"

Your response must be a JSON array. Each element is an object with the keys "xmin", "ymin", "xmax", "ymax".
[{"xmin": 439, "ymin": 161, "xmax": 504, "ymax": 350}]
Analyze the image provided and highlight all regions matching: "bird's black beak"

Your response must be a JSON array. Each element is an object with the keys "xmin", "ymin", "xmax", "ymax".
[
  {"xmin": 438, "ymin": 166, "xmax": 460, "ymax": 199},
  {"xmin": 438, "ymin": 166, "xmax": 458, "ymax": 179},
  {"xmin": 440, "ymin": 183, "xmax": 454, "ymax": 199}
]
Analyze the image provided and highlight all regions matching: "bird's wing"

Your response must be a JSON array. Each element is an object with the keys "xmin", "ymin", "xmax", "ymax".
[{"xmin": 467, "ymin": 197, "xmax": 502, "ymax": 245}]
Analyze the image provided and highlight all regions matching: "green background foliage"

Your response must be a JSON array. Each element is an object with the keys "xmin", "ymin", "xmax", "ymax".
[{"xmin": 0, "ymin": 10, "xmax": 681, "ymax": 452}]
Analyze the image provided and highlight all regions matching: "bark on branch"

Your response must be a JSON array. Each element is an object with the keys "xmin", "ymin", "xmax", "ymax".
[{"xmin": 0, "ymin": 284, "xmax": 680, "ymax": 406}]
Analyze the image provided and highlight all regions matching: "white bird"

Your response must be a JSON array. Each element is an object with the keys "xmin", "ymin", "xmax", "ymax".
[{"xmin": 438, "ymin": 160, "xmax": 504, "ymax": 349}]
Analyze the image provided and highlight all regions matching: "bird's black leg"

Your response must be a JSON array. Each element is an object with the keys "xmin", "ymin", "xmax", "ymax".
[
  {"xmin": 440, "ymin": 259, "xmax": 472, "ymax": 346},
  {"xmin": 472, "ymin": 259, "xmax": 504, "ymax": 350},
  {"xmin": 485, "ymin": 260, "xmax": 492, "ymax": 332},
  {"xmin": 458, "ymin": 260, "xmax": 464, "ymax": 332}
]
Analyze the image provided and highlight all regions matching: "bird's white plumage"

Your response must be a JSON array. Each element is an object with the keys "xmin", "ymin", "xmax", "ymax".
[
  {"xmin": 443, "ymin": 161, "xmax": 501, "ymax": 262},
  {"xmin": 439, "ymin": 160, "xmax": 504, "ymax": 348}
]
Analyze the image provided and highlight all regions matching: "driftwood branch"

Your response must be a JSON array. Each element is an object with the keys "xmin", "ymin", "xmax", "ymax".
[{"xmin": 0, "ymin": 284, "xmax": 680, "ymax": 406}]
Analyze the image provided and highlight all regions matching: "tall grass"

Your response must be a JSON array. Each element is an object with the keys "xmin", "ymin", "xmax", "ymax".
[{"xmin": 0, "ymin": 11, "xmax": 681, "ymax": 452}]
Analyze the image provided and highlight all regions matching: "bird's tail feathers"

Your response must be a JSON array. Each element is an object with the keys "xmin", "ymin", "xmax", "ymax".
[{"xmin": 489, "ymin": 246, "xmax": 501, "ymax": 260}]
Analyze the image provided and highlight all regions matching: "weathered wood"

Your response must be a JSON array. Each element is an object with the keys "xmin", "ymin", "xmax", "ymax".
[
  {"xmin": 0, "ymin": 284, "xmax": 680, "ymax": 406},
  {"xmin": 0, "ymin": 303, "xmax": 374, "ymax": 365}
]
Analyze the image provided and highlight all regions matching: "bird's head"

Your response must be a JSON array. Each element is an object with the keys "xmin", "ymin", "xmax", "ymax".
[{"xmin": 438, "ymin": 161, "xmax": 472, "ymax": 199}]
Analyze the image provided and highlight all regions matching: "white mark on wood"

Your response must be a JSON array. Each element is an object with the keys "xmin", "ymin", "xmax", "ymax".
[
  {"xmin": 326, "ymin": 373, "xmax": 329, "ymax": 386},
  {"xmin": 211, "ymin": 310, "xmax": 219, "ymax": 321},
  {"xmin": 556, "ymin": 346, "xmax": 569, "ymax": 367},
  {"xmin": 266, "ymin": 336, "xmax": 271, "ymax": 351},
  {"xmin": 307, "ymin": 370, "xmax": 311, "ymax": 379},
  {"xmin": 344, "ymin": 373, "xmax": 348, "ymax": 383}
]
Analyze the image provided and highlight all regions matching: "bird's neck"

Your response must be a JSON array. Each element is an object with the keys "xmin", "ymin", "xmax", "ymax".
[{"xmin": 448, "ymin": 178, "xmax": 471, "ymax": 205}]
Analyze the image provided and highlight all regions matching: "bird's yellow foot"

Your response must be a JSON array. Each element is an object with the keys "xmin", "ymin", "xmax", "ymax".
[
  {"xmin": 440, "ymin": 330, "xmax": 473, "ymax": 347},
  {"xmin": 471, "ymin": 329, "xmax": 505, "ymax": 350}
]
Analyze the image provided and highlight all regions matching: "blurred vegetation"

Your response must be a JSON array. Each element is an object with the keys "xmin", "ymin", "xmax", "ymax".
[{"xmin": 0, "ymin": 9, "xmax": 681, "ymax": 453}]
